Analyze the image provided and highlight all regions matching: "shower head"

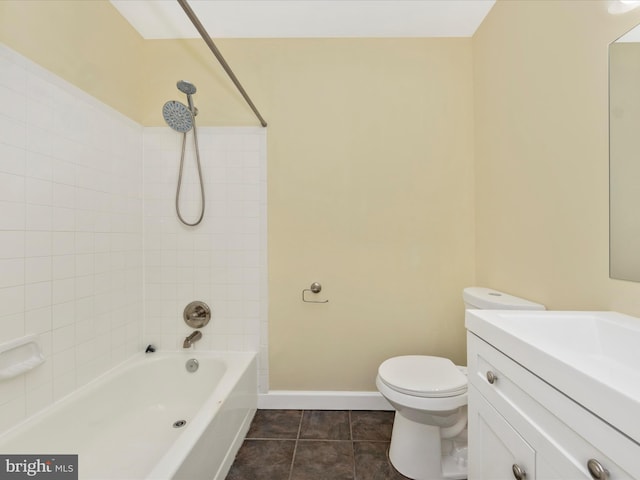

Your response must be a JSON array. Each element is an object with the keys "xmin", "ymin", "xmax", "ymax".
[
  {"xmin": 177, "ymin": 80, "xmax": 197, "ymax": 114},
  {"xmin": 177, "ymin": 80, "xmax": 196, "ymax": 96},
  {"xmin": 162, "ymin": 100, "xmax": 193, "ymax": 133}
]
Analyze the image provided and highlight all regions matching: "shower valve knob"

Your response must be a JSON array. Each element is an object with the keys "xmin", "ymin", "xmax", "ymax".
[{"xmin": 183, "ymin": 301, "xmax": 211, "ymax": 328}]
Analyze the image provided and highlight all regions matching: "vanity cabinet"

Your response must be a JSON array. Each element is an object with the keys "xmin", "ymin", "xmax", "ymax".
[{"xmin": 467, "ymin": 332, "xmax": 640, "ymax": 480}]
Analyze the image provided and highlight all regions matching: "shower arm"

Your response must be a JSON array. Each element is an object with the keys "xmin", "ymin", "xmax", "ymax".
[{"xmin": 177, "ymin": 0, "xmax": 268, "ymax": 128}]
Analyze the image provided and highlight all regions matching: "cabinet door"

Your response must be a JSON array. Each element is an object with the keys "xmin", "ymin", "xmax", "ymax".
[{"xmin": 468, "ymin": 385, "xmax": 536, "ymax": 480}]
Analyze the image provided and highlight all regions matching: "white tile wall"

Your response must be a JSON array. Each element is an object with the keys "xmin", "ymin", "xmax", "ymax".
[
  {"xmin": 0, "ymin": 45, "xmax": 144, "ymax": 431},
  {"xmin": 142, "ymin": 126, "xmax": 268, "ymax": 393},
  {"xmin": 0, "ymin": 45, "xmax": 269, "ymax": 432}
]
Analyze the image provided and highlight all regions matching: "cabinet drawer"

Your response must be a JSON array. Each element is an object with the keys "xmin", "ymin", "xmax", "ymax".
[{"xmin": 467, "ymin": 332, "xmax": 640, "ymax": 478}]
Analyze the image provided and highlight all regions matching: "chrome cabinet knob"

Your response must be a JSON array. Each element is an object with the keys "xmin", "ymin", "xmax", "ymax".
[
  {"xmin": 512, "ymin": 464, "xmax": 526, "ymax": 480},
  {"xmin": 587, "ymin": 459, "xmax": 609, "ymax": 480},
  {"xmin": 486, "ymin": 370, "xmax": 498, "ymax": 384}
]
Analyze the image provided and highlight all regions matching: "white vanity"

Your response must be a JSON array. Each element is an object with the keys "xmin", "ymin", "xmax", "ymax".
[{"xmin": 465, "ymin": 310, "xmax": 640, "ymax": 479}]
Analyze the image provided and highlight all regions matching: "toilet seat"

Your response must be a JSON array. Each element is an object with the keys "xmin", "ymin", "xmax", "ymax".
[{"xmin": 378, "ymin": 355, "xmax": 467, "ymax": 398}]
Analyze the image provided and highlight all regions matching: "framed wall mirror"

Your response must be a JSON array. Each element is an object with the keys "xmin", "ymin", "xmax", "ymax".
[{"xmin": 610, "ymin": 23, "xmax": 640, "ymax": 281}]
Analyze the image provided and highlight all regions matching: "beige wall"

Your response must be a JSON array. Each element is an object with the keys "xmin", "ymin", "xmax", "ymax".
[
  {"xmin": 262, "ymin": 39, "xmax": 475, "ymax": 390},
  {"xmin": 473, "ymin": 0, "xmax": 640, "ymax": 313},
  {"xmin": 140, "ymin": 38, "xmax": 261, "ymax": 126},
  {"xmin": 0, "ymin": 1, "xmax": 146, "ymax": 122}
]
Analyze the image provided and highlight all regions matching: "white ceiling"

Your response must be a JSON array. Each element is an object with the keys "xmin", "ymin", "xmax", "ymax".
[{"xmin": 109, "ymin": 0, "xmax": 496, "ymax": 39}]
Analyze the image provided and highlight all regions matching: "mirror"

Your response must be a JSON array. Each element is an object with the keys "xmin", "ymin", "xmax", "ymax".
[{"xmin": 610, "ymin": 23, "xmax": 640, "ymax": 281}]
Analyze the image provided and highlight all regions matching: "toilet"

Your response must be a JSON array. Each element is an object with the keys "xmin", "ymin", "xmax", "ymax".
[{"xmin": 376, "ymin": 287, "xmax": 545, "ymax": 480}]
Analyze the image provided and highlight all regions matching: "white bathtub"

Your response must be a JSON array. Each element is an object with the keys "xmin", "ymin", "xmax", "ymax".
[{"xmin": 0, "ymin": 351, "xmax": 257, "ymax": 480}]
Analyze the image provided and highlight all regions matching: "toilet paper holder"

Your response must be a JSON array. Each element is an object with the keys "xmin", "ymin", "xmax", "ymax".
[{"xmin": 302, "ymin": 282, "xmax": 329, "ymax": 303}]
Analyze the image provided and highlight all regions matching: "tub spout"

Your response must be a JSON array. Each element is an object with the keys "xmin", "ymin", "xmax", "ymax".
[{"xmin": 183, "ymin": 331, "xmax": 202, "ymax": 348}]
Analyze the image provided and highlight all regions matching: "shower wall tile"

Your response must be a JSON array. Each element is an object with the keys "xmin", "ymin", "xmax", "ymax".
[
  {"xmin": 0, "ymin": 45, "xmax": 269, "ymax": 433},
  {"xmin": 0, "ymin": 45, "xmax": 144, "ymax": 431},
  {"xmin": 142, "ymin": 126, "xmax": 269, "ymax": 393}
]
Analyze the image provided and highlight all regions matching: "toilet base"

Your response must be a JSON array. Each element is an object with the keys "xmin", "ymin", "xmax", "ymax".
[{"xmin": 388, "ymin": 413, "xmax": 467, "ymax": 480}]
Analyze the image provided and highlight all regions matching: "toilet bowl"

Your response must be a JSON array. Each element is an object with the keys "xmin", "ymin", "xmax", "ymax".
[
  {"xmin": 377, "ymin": 287, "xmax": 545, "ymax": 480},
  {"xmin": 376, "ymin": 356, "xmax": 468, "ymax": 480}
]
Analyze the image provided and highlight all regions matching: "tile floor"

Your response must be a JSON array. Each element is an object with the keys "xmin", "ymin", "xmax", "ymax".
[{"xmin": 226, "ymin": 409, "xmax": 410, "ymax": 480}]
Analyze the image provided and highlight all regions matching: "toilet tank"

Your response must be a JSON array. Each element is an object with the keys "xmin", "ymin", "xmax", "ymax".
[{"xmin": 463, "ymin": 287, "xmax": 545, "ymax": 310}]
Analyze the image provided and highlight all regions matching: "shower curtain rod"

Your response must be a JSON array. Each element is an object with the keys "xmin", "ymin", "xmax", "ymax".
[{"xmin": 177, "ymin": 0, "xmax": 268, "ymax": 127}]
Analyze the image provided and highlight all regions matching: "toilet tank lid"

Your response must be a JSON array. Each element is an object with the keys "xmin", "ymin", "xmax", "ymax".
[{"xmin": 463, "ymin": 287, "xmax": 545, "ymax": 310}]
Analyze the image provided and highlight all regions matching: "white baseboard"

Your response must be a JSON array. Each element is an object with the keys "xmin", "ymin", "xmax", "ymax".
[{"xmin": 258, "ymin": 390, "xmax": 393, "ymax": 410}]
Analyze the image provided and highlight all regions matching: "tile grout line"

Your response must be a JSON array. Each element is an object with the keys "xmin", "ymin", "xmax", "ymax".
[
  {"xmin": 287, "ymin": 409, "xmax": 305, "ymax": 480},
  {"xmin": 349, "ymin": 410, "xmax": 357, "ymax": 480},
  {"xmin": 234, "ymin": 410, "xmax": 396, "ymax": 480}
]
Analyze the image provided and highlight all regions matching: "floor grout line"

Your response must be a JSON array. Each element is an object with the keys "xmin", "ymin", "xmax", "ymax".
[
  {"xmin": 229, "ymin": 409, "xmax": 397, "ymax": 480},
  {"xmin": 349, "ymin": 411, "xmax": 357, "ymax": 480},
  {"xmin": 286, "ymin": 409, "xmax": 305, "ymax": 480}
]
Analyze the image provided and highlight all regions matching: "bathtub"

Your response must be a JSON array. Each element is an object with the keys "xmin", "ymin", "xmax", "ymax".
[{"xmin": 0, "ymin": 350, "xmax": 257, "ymax": 480}]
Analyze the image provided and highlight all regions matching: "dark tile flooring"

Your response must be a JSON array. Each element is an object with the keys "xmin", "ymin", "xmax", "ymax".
[{"xmin": 226, "ymin": 410, "xmax": 410, "ymax": 480}]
